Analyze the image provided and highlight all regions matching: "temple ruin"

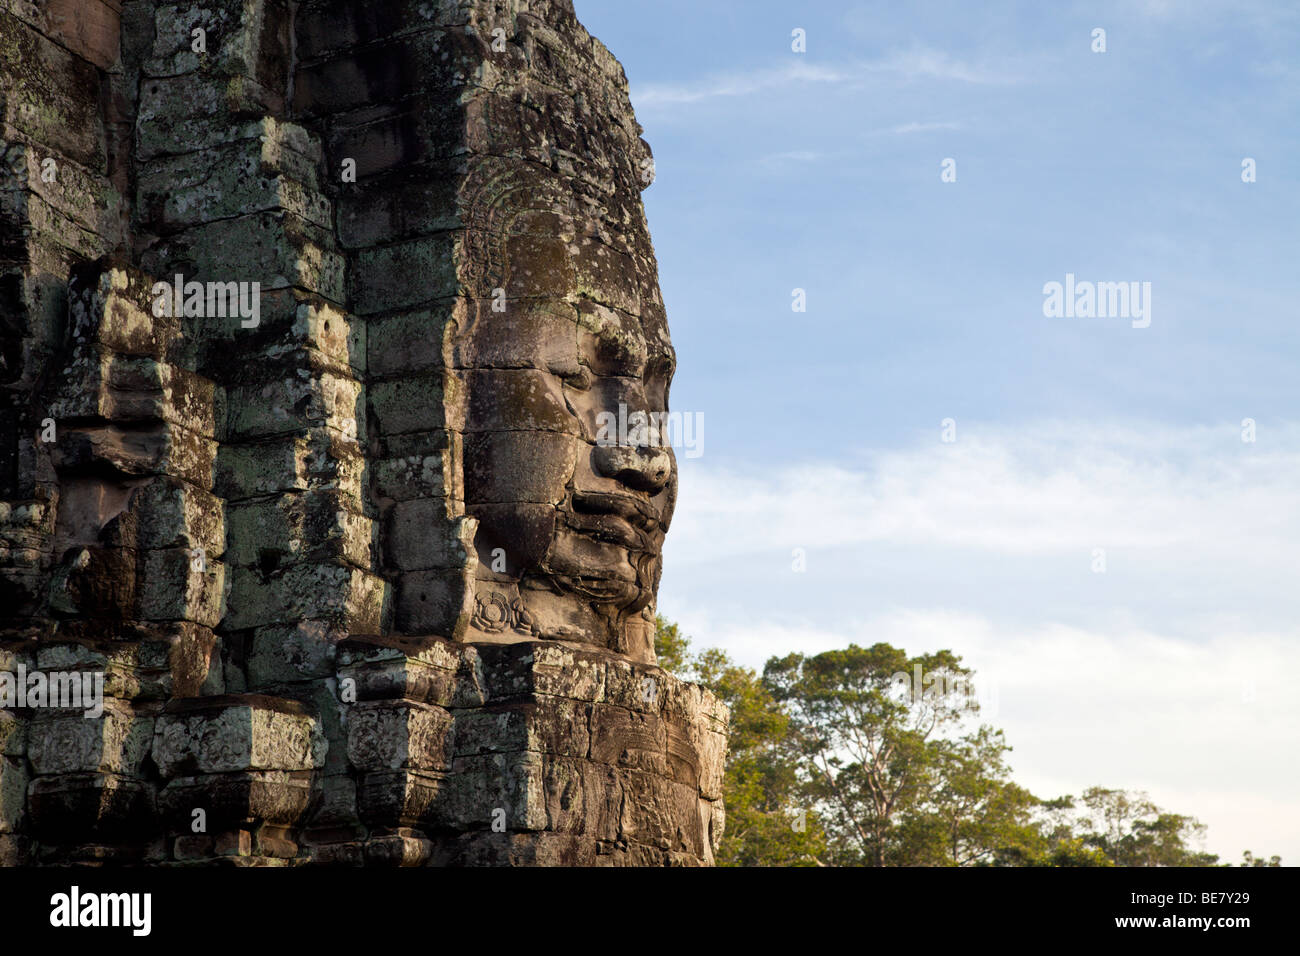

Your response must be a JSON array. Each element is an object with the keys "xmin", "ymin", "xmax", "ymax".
[{"xmin": 0, "ymin": 0, "xmax": 726, "ymax": 866}]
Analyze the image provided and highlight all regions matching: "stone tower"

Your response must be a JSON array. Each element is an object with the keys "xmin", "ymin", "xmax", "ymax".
[{"xmin": 0, "ymin": 0, "xmax": 726, "ymax": 865}]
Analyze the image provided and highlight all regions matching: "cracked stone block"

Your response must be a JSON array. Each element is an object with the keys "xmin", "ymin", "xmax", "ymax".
[
  {"xmin": 27, "ymin": 701, "xmax": 153, "ymax": 776},
  {"xmin": 152, "ymin": 695, "xmax": 325, "ymax": 777},
  {"xmin": 345, "ymin": 699, "xmax": 453, "ymax": 772}
]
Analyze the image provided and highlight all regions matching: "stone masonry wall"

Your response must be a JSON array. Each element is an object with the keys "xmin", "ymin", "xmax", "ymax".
[{"xmin": 0, "ymin": 0, "xmax": 726, "ymax": 865}]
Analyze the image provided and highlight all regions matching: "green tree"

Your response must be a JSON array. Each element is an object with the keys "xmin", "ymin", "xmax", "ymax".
[
  {"xmin": 763, "ymin": 643, "xmax": 1007, "ymax": 866},
  {"xmin": 1068, "ymin": 787, "xmax": 1219, "ymax": 866},
  {"xmin": 1240, "ymin": 851, "xmax": 1282, "ymax": 867},
  {"xmin": 923, "ymin": 726, "xmax": 1045, "ymax": 866},
  {"xmin": 1000, "ymin": 795, "xmax": 1112, "ymax": 866},
  {"xmin": 654, "ymin": 617, "xmax": 1250, "ymax": 869},
  {"xmin": 652, "ymin": 614, "xmax": 692, "ymax": 674}
]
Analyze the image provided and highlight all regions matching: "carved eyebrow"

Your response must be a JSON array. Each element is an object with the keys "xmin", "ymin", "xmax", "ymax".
[
  {"xmin": 547, "ymin": 356, "xmax": 585, "ymax": 377},
  {"xmin": 587, "ymin": 325, "xmax": 647, "ymax": 373}
]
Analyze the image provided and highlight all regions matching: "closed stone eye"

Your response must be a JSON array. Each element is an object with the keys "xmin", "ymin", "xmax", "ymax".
[{"xmin": 561, "ymin": 367, "xmax": 592, "ymax": 390}]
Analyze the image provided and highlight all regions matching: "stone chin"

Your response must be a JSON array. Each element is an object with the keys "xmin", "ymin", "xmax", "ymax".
[
  {"xmin": 465, "ymin": 481, "xmax": 671, "ymax": 660},
  {"xmin": 540, "ymin": 526, "xmax": 663, "ymax": 611}
]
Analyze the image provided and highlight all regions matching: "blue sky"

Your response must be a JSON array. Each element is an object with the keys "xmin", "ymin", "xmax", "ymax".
[{"xmin": 575, "ymin": 1, "xmax": 1300, "ymax": 864}]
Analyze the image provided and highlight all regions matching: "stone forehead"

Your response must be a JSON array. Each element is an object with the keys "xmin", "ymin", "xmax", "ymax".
[{"xmin": 459, "ymin": 299, "xmax": 672, "ymax": 375}]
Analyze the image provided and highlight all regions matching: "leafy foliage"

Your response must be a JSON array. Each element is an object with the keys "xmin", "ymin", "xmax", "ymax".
[
  {"xmin": 654, "ymin": 616, "xmax": 1278, "ymax": 868},
  {"xmin": 652, "ymin": 615, "xmax": 692, "ymax": 675}
]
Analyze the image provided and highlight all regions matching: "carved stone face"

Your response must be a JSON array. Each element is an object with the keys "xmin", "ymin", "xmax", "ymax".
[{"xmin": 459, "ymin": 210, "xmax": 676, "ymax": 662}]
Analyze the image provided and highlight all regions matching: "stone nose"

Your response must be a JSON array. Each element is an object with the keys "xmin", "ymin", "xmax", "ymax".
[{"xmin": 592, "ymin": 442, "xmax": 673, "ymax": 494}]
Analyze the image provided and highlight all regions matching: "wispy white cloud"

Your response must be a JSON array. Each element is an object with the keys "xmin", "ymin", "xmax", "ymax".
[
  {"xmin": 1090, "ymin": 0, "xmax": 1300, "ymax": 28},
  {"xmin": 863, "ymin": 48, "xmax": 1023, "ymax": 85},
  {"xmin": 880, "ymin": 120, "xmax": 965, "ymax": 135},
  {"xmin": 668, "ymin": 420, "xmax": 1300, "ymax": 562},
  {"xmin": 754, "ymin": 121, "xmax": 962, "ymax": 168},
  {"xmin": 633, "ymin": 61, "xmax": 853, "ymax": 107},
  {"xmin": 632, "ymin": 47, "xmax": 1022, "ymax": 109},
  {"xmin": 759, "ymin": 149, "xmax": 825, "ymax": 163}
]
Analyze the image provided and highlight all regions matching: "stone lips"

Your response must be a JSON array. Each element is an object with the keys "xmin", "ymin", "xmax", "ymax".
[{"xmin": 0, "ymin": 0, "xmax": 725, "ymax": 864}]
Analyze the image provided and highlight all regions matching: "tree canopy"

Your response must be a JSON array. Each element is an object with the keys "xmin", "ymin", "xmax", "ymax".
[{"xmin": 654, "ymin": 615, "xmax": 1276, "ymax": 868}]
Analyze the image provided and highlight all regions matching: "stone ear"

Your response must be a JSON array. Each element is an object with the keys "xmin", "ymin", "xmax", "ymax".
[{"xmin": 637, "ymin": 137, "xmax": 656, "ymax": 190}]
